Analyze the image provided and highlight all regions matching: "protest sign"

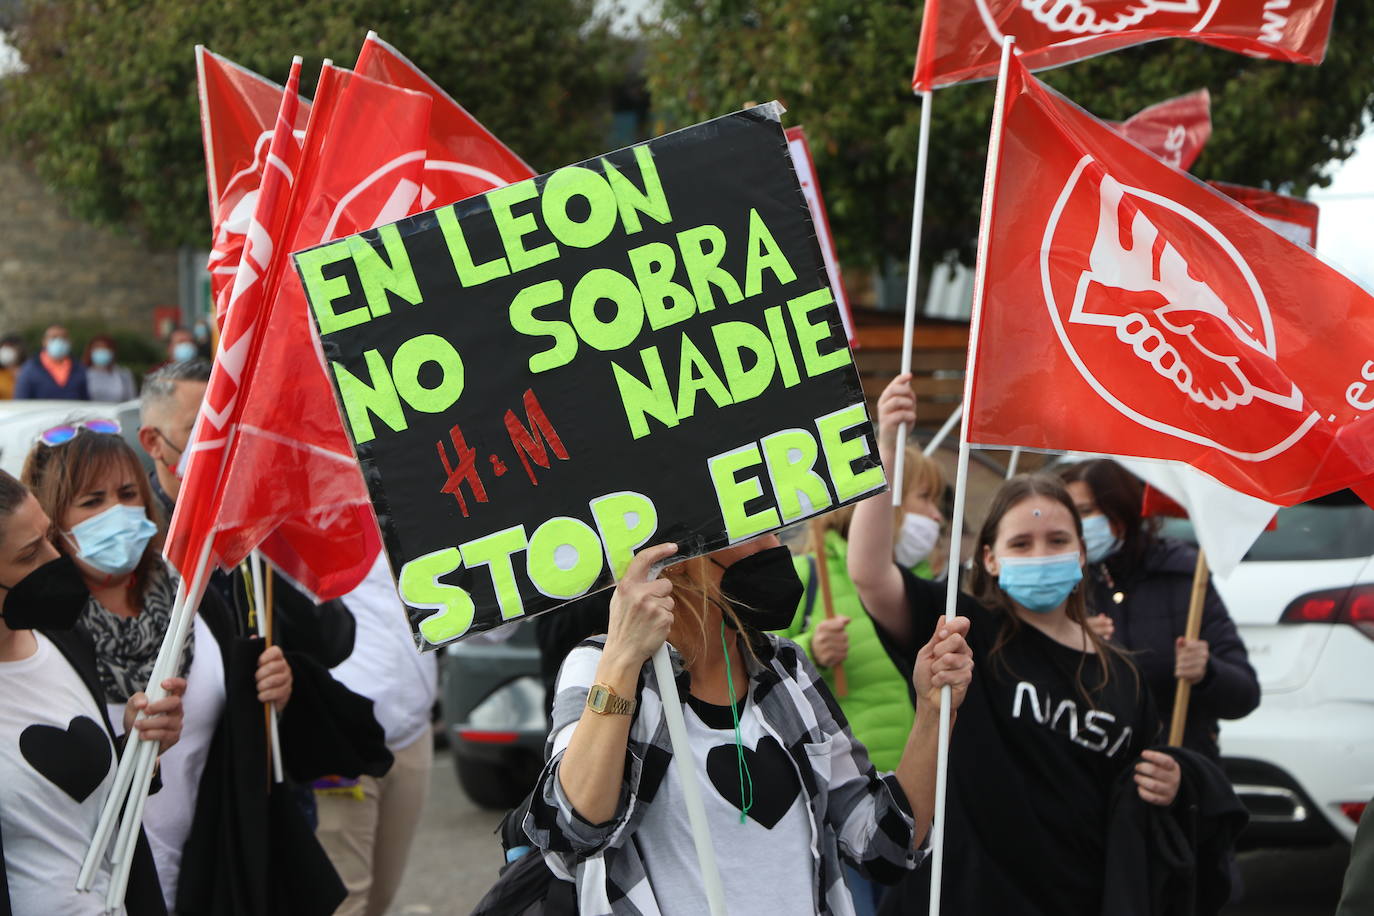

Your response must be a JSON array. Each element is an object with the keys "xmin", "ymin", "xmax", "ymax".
[{"xmin": 293, "ymin": 106, "xmax": 883, "ymax": 647}]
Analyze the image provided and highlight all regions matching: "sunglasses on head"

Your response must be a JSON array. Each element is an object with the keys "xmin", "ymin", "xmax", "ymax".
[{"xmin": 37, "ymin": 418, "xmax": 122, "ymax": 447}]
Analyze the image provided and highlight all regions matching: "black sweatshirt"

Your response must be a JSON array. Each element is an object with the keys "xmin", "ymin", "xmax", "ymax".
[{"xmin": 874, "ymin": 567, "xmax": 1157, "ymax": 916}]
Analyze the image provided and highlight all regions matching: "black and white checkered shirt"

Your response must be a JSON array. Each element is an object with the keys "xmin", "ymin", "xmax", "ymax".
[{"xmin": 524, "ymin": 632, "xmax": 922, "ymax": 915}]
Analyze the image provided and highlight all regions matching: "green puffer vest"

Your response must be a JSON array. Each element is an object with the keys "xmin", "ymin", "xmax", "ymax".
[{"xmin": 775, "ymin": 530, "xmax": 919, "ymax": 772}]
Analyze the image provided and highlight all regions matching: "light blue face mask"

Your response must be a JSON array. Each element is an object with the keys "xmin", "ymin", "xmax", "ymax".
[
  {"xmin": 66, "ymin": 504, "xmax": 157, "ymax": 577},
  {"xmin": 45, "ymin": 337, "xmax": 71, "ymax": 360},
  {"xmin": 997, "ymin": 551, "xmax": 1083, "ymax": 614},
  {"xmin": 1081, "ymin": 514, "xmax": 1122, "ymax": 564},
  {"xmin": 172, "ymin": 341, "xmax": 199, "ymax": 363},
  {"xmin": 90, "ymin": 347, "xmax": 114, "ymax": 368}
]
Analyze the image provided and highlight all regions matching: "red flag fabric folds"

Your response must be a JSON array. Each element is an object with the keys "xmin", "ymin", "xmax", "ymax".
[
  {"xmin": 170, "ymin": 62, "xmax": 433, "ymax": 599},
  {"xmin": 912, "ymin": 0, "xmax": 1336, "ymax": 90},
  {"xmin": 966, "ymin": 55, "xmax": 1374, "ymax": 507},
  {"xmin": 355, "ymin": 32, "xmax": 535, "ymax": 207},
  {"xmin": 197, "ymin": 47, "xmax": 311, "ymax": 326},
  {"xmin": 1109, "ymin": 89, "xmax": 1211, "ymax": 171},
  {"xmin": 1210, "ymin": 181, "xmax": 1319, "ymax": 248}
]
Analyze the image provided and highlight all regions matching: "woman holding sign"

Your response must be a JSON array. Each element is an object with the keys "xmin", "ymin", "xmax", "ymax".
[
  {"xmin": 848, "ymin": 374, "xmax": 1251, "ymax": 915},
  {"xmin": 524, "ymin": 535, "xmax": 974, "ymax": 915}
]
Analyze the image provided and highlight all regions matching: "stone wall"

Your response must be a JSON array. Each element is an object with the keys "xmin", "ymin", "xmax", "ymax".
[{"xmin": 0, "ymin": 157, "xmax": 179, "ymax": 336}]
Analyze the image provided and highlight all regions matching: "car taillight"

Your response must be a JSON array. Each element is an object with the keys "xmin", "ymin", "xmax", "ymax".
[
  {"xmin": 1340, "ymin": 802, "xmax": 1367, "ymax": 824},
  {"xmin": 1281, "ymin": 585, "xmax": 1374, "ymax": 640}
]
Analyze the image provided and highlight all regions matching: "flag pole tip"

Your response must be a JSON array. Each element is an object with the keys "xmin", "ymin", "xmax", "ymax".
[
  {"xmin": 291, "ymin": 55, "xmax": 304, "ymax": 66},
  {"xmin": 366, "ymin": 29, "xmax": 379, "ymax": 40}
]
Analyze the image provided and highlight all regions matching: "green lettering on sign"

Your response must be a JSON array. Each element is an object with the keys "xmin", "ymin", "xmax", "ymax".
[
  {"xmin": 350, "ymin": 224, "xmax": 423, "ymax": 320},
  {"xmin": 676, "ymin": 332, "xmax": 732, "ymax": 421},
  {"xmin": 333, "ymin": 351, "xmax": 405, "ymax": 444},
  {"xmin": 787, "ymin": 288, "xmax": 851, "ymax": 377},
  {"xmin": 460, "ymin": 526, "xmax": 529, "ymax": 622},
  {"xmin": 707, "ymin": 443, "xmax": 780, "ymax": 542},
  {"xmin": 629, "ymin": 241, "xmax": 695, "ymax": 332},
  {"xmin": 391, "ymin": 334, "xmax": 464, "ymax": 414},
  {"xmin": 570, "ymin": 269, "xmax": 645, "ymax": 352},
  {"xmin": 542, "ymin": 166, "xmax": 619, "ymax": 249},
  {"xmin": 677, "ymin": 225, "xmax": 742, "ymax": 314},
  {"xmin": 743, "ymin": 209, "xmax": 797, "ymax": 296},
  {"xmin": 590, "ymin": 491, "xmax": 659, "ymax": 579},
  {"xmin": 761, "ymin": 428, "xmax": 832, "ymax": 523},
  {"xmin": 816, "ymin": 404, "xmax": 886, "ymax": 502},
  {"xmin": 612, "ymin": 347, "xmax": 678, "ymax": 440},
  {"xmin": 527, "ymin": 516, "xmax": 604, "ymax": 599},
  {"xmin": 713, "ymin": 320, "xmax": 776, "ymax": 405},
  {"xmin": 602, "ymin": 146, "xmax": 671, "ymax": 234},
  {"xmin": 509, "ymin": 280, "xmax": 576, "ymax": 374},
  {"xmin": 298, "ymin": 240, "xmax": 367, "ymax": 335},
  {"xmin": 400, "ymin": 548, "xmax": 475, "ymax": 645},
  {"xmin": 489, "ymin": 179, "xmax": 558, "ymax": 273},
  {"xmin": 437, "ymin": 205, "xmax": 510, "ymax": 288}
]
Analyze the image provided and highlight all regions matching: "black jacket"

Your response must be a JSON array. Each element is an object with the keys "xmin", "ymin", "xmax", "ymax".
[
  {"xmin": 0, "ymin": 628, "xmax": 166, "ymax": 916},
  {"xmin": 174, "ymin": 582, "xmax": 392, "ymax": 916},
  {"xmin": 1087, "ymin": 538, "xmax": 1260, "ymax": 759},
  {"xmin": 1102, "ymin": 746, "xmax": 1249, "ymax": 916}
]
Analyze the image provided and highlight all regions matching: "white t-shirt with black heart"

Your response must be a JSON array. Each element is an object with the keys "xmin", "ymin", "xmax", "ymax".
[
  {"xmin": 636, "ymin": 682, "xmax": 816, "ymax": 916},
  {"xmin": 0, "ymin": 633, "xmax": 123, "ymax": 914}
]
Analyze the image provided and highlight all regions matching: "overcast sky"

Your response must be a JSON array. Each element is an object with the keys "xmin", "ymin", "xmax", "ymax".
[{"xmin": 1314, "ymin": 126, "xmax": 1374, "ymax": 290}]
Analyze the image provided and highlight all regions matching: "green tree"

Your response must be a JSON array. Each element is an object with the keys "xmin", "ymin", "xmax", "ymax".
[
  {"xmin": 0, "ymin": 0, "xmax": 628, "ymax": 248},
  {"xmin": 647, "ymin": 0, "xmax": 1374, "ymax": 273}
]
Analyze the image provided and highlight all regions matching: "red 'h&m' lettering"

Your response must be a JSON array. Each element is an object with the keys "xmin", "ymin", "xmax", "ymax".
[
  {"xmin": 504, "ymin": 389, "xmax": 569, "ymax": 486},
  {"xmin": 437, "ymin": 423, "xmax": 487, "ymax": 517}
]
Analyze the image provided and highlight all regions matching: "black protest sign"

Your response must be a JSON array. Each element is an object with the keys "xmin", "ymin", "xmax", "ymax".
[{"xmin": 293, "ymin": 106, "xmax": 885, "ymax": 647}]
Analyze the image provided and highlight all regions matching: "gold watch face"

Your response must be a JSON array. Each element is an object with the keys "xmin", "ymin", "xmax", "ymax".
[{"xmin": 587, "ymin": 684, "xmax": 609, "ymax": 712}]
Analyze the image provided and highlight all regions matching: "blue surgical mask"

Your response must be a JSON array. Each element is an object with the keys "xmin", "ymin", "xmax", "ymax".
[
  {"xmin": 172, "ymin": 341, "xmax": 199, "ymax": 363},
  {"xmin": 45, "ymin": 338, "xmax": 71, "ymax": 360},
  {"xmin": 1082, "ymin": 514, "xmax": 1122, "ymax": 564},
  {"xmin": 65, "ymin": 504, "xmax": 157, "ymax": 577},
  {"xmin": 997, "ymin": 552, "xmax": 1083, "ymax": 614},
  {"xmin": 90, "ymin": 347, "xmax": 114, "ymax": 368}
]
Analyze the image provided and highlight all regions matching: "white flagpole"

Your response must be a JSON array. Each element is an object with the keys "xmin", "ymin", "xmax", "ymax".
[
  {"xmin": 250, "ymin": 549, "xmax": 285, "ymax": 783},
  {"xmin": 1005, "ymin": 446, "xmax": 1022, "ymax": 478},
  {"xmin": 650, "ymin": 644, "xmax": 726, "ymax": 916},
  {"xmin": 892, "ymin": 89, "xmax": 935, "ymax": 506},
  {"xmin": 95, "ymin": 539, "xmax": 215, "ymax": 910},
  {"xmin": 923, "ymin": 402, "xmax": 963, "ymax": 457},
  {"xmin": 929, "ymin": 36, "xmax": 1016, "ymax": 916}
]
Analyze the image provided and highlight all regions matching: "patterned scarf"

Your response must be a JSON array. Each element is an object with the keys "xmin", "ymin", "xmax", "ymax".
[{"xmin": 79, "ymin": 559, "xmax": 195, "ymax": 704}]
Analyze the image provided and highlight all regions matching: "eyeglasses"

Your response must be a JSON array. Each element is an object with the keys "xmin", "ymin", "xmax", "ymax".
[{"xmin": 37, "ymin": 418, "xmax": 122, "ymax": 447}]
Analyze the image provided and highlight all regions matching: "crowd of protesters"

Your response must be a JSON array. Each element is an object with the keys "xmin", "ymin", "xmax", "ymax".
[
  {"xmin": 1, "ymin": 347, "xmax": 1371, "ymax": 915},
  {"xmin": 0, "ymin": 324, "xmax": 212, "ymax": 405}
]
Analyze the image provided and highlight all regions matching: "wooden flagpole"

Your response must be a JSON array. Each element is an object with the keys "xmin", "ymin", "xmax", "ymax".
[
  {"xmin": 892, "ymin": 88, "xmax": 935, "ymax": 506},
  {"xmin": 1168, "ymin": 549, "xmax": 1210, "ymax": 746},
  {"xmin": 250, "ymin": 549, "xmax": 285, "ymax": 783},
  {"xmin": 808, "ymin": 518, "xmax": 848, "ymax": 697},
  {"xmin": 929, "ymin": 36, "xmax": 1016, "ymax": 916}
]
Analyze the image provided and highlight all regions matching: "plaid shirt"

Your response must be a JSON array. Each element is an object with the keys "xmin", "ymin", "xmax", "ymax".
[{"xmin": 524, "ymin": 632, "xmax": 921, "ymax": 915}]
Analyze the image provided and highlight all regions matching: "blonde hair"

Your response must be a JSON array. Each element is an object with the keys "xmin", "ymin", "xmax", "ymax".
[{"xmin": 662, "ymin": 556, "xmax": 755, "ymax": 667}]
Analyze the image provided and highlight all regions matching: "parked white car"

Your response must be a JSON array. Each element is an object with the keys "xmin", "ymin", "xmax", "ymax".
[{"xmin": 1163, "ymin": 492, "xmax": 1374, "ymax": 846}]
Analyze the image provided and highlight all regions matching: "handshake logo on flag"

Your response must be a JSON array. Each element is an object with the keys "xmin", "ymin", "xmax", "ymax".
[{"xmin": 1044, "ymin": 158, "xmax": 1316, "ymax": 461}]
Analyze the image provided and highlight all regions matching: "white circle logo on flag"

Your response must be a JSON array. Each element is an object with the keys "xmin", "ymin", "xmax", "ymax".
[
  {"xmin": 1040, "ymin": 155, "xmax": 1319, "ymax": 461},
  {"xmin": 974, "ymin": 0, "xmax": 1223, "ymax": 39}
]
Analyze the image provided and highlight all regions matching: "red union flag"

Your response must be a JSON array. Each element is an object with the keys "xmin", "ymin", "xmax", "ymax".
[
  {"xmin": 355, "ymin": 32, "xmax": 534, "ymax": 208},
  {"xmin": 1109, "ymin": 89, "xmax": 1211, "ymax": 171},
  {"xmin": 197, "ymin": 47, "xmax": 311, "ymax": 325},
  {"xmin": 171, "ymin": 62, "xmax": 432, "ymax": 598},
  {"xmin": 912, "ymin": 0, "xmax": 1336, "ymax": 90},
  {"xmin": 967, "ymin": 55, "xmax": 1374, "ymax": 507},
  {"xmin": 1211, "ymin": 180, "xmax": 1319, "ymax": 248}
]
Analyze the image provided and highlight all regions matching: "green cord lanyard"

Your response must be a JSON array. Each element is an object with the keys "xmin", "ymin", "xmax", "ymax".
[{"xmin": 720, "ymin": 619, "xmax": 754, "ymax": 825}]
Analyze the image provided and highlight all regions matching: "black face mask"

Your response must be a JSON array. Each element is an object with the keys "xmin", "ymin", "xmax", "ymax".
[
  {"xmin": 0, "ymin": 555, "xmax": 90, "ymax": 631},
  {"xmin": 717, "ymin": 545, "xmax": 804, "ymax": 632}
]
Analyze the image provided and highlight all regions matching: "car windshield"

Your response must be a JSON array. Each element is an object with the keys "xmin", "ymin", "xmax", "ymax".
[{"xmin": 1158, "ymin": 490, "xmax": 1374, "ymax": 562}]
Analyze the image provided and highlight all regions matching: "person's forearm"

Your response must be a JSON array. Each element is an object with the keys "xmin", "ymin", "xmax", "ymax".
[
  {"xmin": 894, "ymin": 702, "xmax": 946, "ymax": 848},
  {"xmin": 555, "ymin": 650, "xmax": 642, "ymax": 825},
  {"xmin": 848, "ymin": 444, "xmax": 912, "ymax": 645}
]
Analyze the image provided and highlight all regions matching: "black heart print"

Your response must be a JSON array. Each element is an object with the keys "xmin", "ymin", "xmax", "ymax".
[
  {"xmin": 705, "ymin": 735, "xmax": 801, "ymax": 829},
  {"xmin": 19, "ymin": 715, "xmax": 112, "ymax": 802}
]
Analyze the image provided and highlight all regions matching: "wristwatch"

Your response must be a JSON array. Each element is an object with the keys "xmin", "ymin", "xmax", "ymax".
[{"xmin": 586, "ymin": 683, "xmax": 636, "ymax": 716}]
